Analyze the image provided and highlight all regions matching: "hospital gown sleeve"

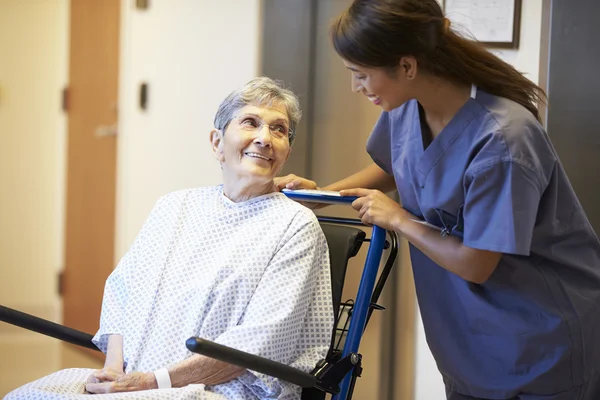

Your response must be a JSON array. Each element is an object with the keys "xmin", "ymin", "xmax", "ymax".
[
  {"xmin": 463, "ymin": 160, "xmax": 544, "ymax": 256},
  {"xmin": 91, "ymin": 196, "xmax": 169, "ymax": 353},
  {"xmin": 214, "ymin": 212, "xmax": 333, "ymax": 398}
]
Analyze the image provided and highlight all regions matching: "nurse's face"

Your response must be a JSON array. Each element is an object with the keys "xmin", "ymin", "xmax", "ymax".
[{"xmin": 343, "ymin": 59, "xmax": 415, "ymax": 112}]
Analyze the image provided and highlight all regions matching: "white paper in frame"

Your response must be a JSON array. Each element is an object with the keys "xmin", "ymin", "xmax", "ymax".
[{"xmin": 442, "ymin": 0, "xmax": 522, "ymax": 49}]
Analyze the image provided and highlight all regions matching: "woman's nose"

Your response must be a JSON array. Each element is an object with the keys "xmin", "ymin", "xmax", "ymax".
[{"xmin": 253, "ymin": 124, "xmax": 272, "ymax": 146}]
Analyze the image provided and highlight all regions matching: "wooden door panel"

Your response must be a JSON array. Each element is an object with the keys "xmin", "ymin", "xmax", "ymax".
[{"xmin": 63, "ymin": 0, "xmax": 120, "ymax": 360}]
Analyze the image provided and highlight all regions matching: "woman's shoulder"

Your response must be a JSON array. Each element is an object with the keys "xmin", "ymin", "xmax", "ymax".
[
  {"xmin": 159, "ymin": 187, "xmax": 321, "ymax": 227},
  {"xmin": 274, "ymin": 194, "xmax": 321, "ymax": 225},
  {"xmin": 146, "ymin": 186, "xmax": 224, "ymax": 217},
  {"xmin": 158, "ymin": 186, "xmax": 220, "ymax": 204},
  {"xmin": 264, "ymin": 195, "xmax": 324, "ymax": 236}
]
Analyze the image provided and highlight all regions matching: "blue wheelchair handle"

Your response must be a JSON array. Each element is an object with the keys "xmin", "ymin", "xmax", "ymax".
[
  {"xmin": 281, "ymin": 188, "xmax": 358, "ymax": 205},
  {"xmin": 283, "ymin": 189, "xmax": 388, "ymax": 400}
]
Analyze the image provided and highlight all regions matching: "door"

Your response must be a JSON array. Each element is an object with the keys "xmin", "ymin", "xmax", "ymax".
[
  {"xmin": 63, "ymin": 0, "xmax": 120, "ymax": 359},
  {"xmin": 544, "ymin": 0, "xmax": 600, "ymax": 233}
]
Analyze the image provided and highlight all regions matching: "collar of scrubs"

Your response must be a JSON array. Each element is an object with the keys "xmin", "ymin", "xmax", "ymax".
[
  {"xmin": 413, "ymin": 84, "xmax": 482, "ymax": 185},
  {"xmin": 470, "ymin": 84, "xmax": 477, "ymax": 99}
]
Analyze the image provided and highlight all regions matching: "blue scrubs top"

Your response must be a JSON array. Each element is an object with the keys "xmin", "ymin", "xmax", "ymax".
[{"xmin": 367, "ymin": 87, "xmax": 600, "ymax": 399}]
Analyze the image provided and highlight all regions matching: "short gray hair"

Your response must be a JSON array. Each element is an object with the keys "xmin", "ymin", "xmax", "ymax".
[{"xmin": 213, "ymin": 76, "xmax": 302, "ymax": 145}]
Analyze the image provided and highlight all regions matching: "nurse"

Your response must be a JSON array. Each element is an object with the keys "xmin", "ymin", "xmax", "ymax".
[{"xmin": 276, "ymin": 0, "xmax": 600, "ymax": 399}]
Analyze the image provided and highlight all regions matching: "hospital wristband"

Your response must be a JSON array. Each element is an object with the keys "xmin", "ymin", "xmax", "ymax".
[{"xmin": 153, "ymin": 368, "xmax": 172, "ymax": 389}]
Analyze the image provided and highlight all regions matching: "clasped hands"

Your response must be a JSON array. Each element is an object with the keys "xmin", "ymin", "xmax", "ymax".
[{"xmin": 85, "ymin": 367, "xmax": 157, "ymax": 394}]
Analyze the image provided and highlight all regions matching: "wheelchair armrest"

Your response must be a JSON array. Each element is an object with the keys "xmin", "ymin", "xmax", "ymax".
[
  {"xmin": 0, "ymin": 305, "xmax": 99, "ymax": 351},
  {"xmin": 185, "ymin": 337, "xmax": 317, "ymax": 388}
]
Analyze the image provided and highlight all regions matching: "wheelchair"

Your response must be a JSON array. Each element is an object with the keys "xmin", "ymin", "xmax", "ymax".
[{"xmin": 0, "ymin": 191, "xmax": 398, "ymax": 400}]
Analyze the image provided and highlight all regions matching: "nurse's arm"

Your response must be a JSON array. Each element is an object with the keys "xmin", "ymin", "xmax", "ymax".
[
  {"xmin": 397, "ymin": 218, "xmax": 502, "ymax": 284},
  {"xmin": 323, "ymin": 163, "xmax": 397, "ymax": 193},
  {"xmin": 276, "ymin": 163, "xmax": 396, "ymax": 193}
]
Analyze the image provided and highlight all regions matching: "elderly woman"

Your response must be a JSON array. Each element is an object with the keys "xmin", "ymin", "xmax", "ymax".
[{"xmin": 6, "ymin": 77, "xmax": 333, "ymax": 400}]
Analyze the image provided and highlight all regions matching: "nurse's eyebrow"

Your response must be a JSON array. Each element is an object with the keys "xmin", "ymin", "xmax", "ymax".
[{"xmin": 346, "ymin": 66, "xmax": 361, "ymax": 73}]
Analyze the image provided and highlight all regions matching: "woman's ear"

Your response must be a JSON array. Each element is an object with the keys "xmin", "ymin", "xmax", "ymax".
[{"xmin": 210, "ymin": 129, "xmax": 225, "ymax": 162}]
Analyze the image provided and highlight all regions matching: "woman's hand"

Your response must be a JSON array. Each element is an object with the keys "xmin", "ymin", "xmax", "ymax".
[
  {"xmin": 86, "ymin": 366, "xmax": 125, "ymax": 384},
  {"xmin": 274, "ymin": 174, "xmax": 327, "ymax": 209},
  {"xmin": 341, "ymin": 188, "xmax": 412, "ymax": 231},
  {"xmin": 274, "ymin": 174, "xmax": 318, "ymax": 190},
  {"xmin": 85, "ymin": 371, "xmax": 157, "ymax": 394}
]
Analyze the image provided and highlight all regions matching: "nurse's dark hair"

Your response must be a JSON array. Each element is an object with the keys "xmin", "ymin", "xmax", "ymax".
[{"xmin": 332, "ymin": 0, "xmax": 546, "ymax": 122}]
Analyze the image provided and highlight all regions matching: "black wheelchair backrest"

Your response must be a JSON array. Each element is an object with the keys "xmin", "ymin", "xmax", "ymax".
[{"xmin": 319, "ymin": 222, "xmax": 366, "ymax": 320}]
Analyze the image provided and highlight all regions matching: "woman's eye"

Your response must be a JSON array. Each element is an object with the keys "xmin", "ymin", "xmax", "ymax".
[
  {"xmin": 241, "ymin": 118, "xmax": 258, "ymax": 127},
  {"xmin": 274, "ymin": 125, "xmax": 287, "ymax": 134},
  {"xmin": 356, "ymin": 75, "xmax": 366, "ymax": 80}
]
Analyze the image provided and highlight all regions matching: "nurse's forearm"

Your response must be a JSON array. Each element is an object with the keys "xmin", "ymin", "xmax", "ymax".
[
  {"xmin": 167, "ymin": 354, "xmax": 245, "ymax": 387},
  {"xmin": 324, "ymin": 163, "xmax": 396, "ymax": 193},
  {"xmin": 397, "ymin": 219, "xmax": 502, "ymax": 284}
]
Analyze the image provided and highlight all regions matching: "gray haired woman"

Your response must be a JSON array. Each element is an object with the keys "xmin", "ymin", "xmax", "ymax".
[{"xmin": 6, "ymin": 77, "xmax": 333, "ymax": 400}]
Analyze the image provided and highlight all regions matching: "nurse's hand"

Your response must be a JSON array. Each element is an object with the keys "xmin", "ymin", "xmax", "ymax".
[
  {"xmin": 341, "ymin": 188, "xmax": 411, "ymax": 231},
  {"xmin": 274, "ymin": 174, "xmax": 318, "ymax": 190}
]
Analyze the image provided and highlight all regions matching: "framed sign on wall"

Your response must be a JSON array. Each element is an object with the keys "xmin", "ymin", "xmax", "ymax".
[{"xmin": 443, "ymin": 0, "xmax": 522, "ymax": 49}]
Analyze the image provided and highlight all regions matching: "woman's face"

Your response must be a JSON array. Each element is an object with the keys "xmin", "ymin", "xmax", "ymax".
[
  {"xmin": 343, "ymin": 59, "xmax": 415, "ymax": 112},
  {"xmin": 211, "ymin": 104, "xmax": 292, "ymax": 186}
]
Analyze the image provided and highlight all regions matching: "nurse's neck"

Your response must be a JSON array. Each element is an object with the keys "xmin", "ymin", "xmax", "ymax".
[{"xmin": 413, "ymin": 77, "xmax": 472, "ymax": 138}]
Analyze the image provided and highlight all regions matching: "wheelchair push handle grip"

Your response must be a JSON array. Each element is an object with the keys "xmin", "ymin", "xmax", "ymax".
[
  {"xmin": 281, "ymin": 189, "xmax": 358, "ymax": 205},
  {"xmin": 185, "ymin": 337, "xmax": 317, "ymax": 388}
]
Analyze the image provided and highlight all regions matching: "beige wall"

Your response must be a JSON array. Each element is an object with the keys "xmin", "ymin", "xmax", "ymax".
[
  {"xmin": 0, "ymin": 0, "xmax": 68, "ymax": 325},
  {"xmin": 0, "ymin": 0, "xmax": 69, "ymax": 395}
]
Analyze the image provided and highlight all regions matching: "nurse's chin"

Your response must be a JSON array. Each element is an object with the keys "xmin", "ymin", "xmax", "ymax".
[
  {"xmin": 379, "ymin": 103, "xmax": 396, "ymax": 112},
  {"xmin": 382, "ymin": 100, "xmax": 410, "ymax": 112}
]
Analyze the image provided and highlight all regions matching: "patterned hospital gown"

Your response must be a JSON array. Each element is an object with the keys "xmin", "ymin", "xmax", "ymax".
[{"xmin": 6, "ymin": 186, "xmax": 334, "ymax": 400}]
